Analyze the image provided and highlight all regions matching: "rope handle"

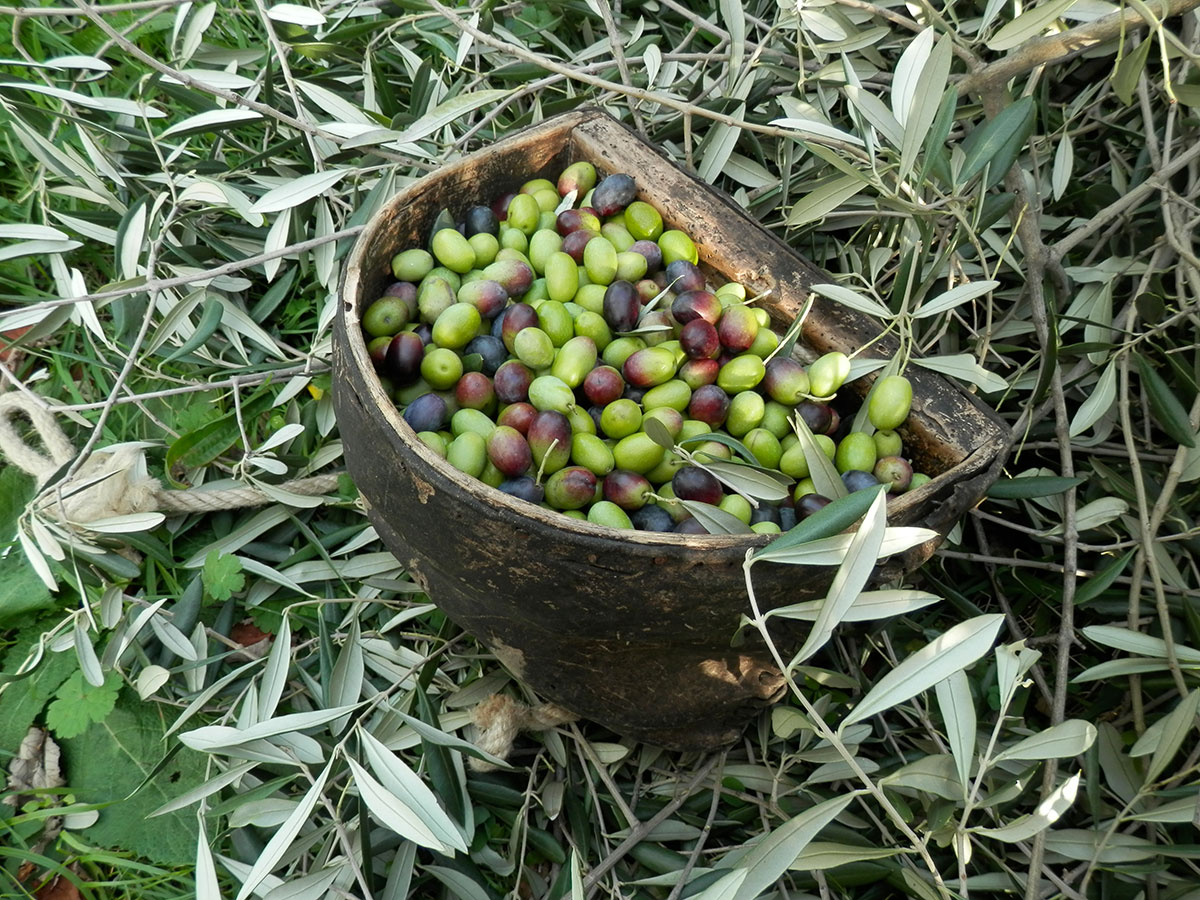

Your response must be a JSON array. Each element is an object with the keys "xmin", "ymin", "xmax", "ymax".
[{"xmin": 0, "ymin": 392, "xmax": 344, "ymax": 522}]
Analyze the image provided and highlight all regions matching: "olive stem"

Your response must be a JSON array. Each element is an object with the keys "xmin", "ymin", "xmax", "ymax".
[{"xmin": 742, "ymin": 553, "xmax": 952, "ymax": 897}]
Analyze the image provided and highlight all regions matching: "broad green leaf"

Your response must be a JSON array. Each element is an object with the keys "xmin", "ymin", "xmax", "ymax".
[
  {"xmin": 958, "ymin": 97, "xmax": 1036, "ymax": 189},
  {"xmin": 345, "ymin": 755, "xmax": 462, "ymax": 853},
  {"xmin": 1042, "ymin": 828, "xmax": 1158, "ymax": 863},
  {"xmin": 912, "ymin": 354, "xmax": 1008, "ymax": 393},
  {"xmin": 392, "ymin": 89, "xmax": 513, "ymax": 144},
  {"xmin": 987, "ymin": 475, "xmax": 1086, "ymax": 499},
  {"xmin": 162, "ymin": 109, "xmax": 263, "ymax": 138},
  {"xmin": 249, "ymin": 169, "xmax": 352, "ymax": 214},
  {"xmin": 899, "ymin": 34, "xmax": 953, "ymax": 179},
  {"xmin": 772, "ymin": 117, "xmax": 865, "ymax": 147},
  {"xmin": 1141, "ymin": 690, "xmax": 1200, "ymax": 783},
  {"xmin": 987, "ymin": 0, "xmax": 1082, "ymax": 49},
  {"xmin": 258, "ymin": 615, "xmax": 292, "ymax": 721},
  {"xmin": 1127, "ymin": 795, "xmax": 1200, "ymax": 823},
  {"xmin": 790, "ymin": 843, "xmax": 906, "ymax": 870},
  {"xmin": 1112, "ymin": 36, "xmax": 1154, "ymax": 105},
  {"xmin": 715, "ymin": 793, "xmax": 862, "ymax": 900},
  {"xmin": 702, "ymin": 461, "xmax": 792, "ymax": 502},
  {"xmin": 792, "ymin": 489, "xmax": 888, "ymax": 664},
  {"xmin": 765, "ymin": 588, "xmax": 939, "ymax": 622},
  {"xmin": 992, "ymin": 720, "xmax": 1097, "ymax": 763},
  {"xmin": 234, "ymin": 758, "xmax": 334, "ymax": 900},
  {"xmin": 1069, "ymin": 361, "xmax": 1118, "ymax": 437},
  {"xmin": 791, "ymin": 412, "xmax": 847, "ymax": 499},
  {"xmin": 786, "ymin": 175, "xmax": 869, "ymax": 227},
  {"xmin": 1081, "ymin": 625, "xmax": 1200, "ymax": 663},
  {"xmin": 913, "ymin": 280, "xmax": 1000, "ymax": 319},
  {"xmin": 180, "ymin": 706, "xmax": 358, "ymax": 750},
  {"xmin": 1052, "ymin": 133, "xmax": 1074, "ymax": 200},
  {"xmin": 935, "ymin": 670, "xmax": 975, "ymax": 794},
  {"xmin": 1172, "ymin": 82, "xmax": 1200, "ymax": 108},
  {"xmin": 891, "ymin": 28, "xmax": 935, "ymax": 126},
  {"xmin": 752, "ymin": 487, "xmax": 882, "ymax": 561},
  {"xmin": 680, "ymin": 500, "xmax": 754, "ymax": 534},
  {"xmin": 810, "ymin": 282, "xmax": 893, "ymax": 319},
  {"xmin": 973, "ymin": 773, "xmax": 1081, "ymax": 843},
  {"xmin": 844, "ymin": 86, "xmax": 903, "ymax": 149},
  {"xmin": 843, "ymin": 614, "xmax": 1004, "ymax": 728},
  {"xmin": 1136, "ymin": 353, "xmax": 1196, "ymax": 447},
  {"xmin": 1075, "ymin": 550, "xmax": 1134, "ymax": 604},
  {"xmin": 358, "ymin": 728, "xmax": 469, "ymax": 852}
]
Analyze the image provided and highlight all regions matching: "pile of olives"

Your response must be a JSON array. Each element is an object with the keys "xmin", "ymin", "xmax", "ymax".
[{"xmin": 361, "ymin": 162, "xmax": 930, "ymax": 534}]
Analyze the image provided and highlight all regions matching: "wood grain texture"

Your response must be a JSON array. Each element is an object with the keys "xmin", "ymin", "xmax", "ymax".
[{"xmin": 333, "ymin": 108, "xmax": 1009, "ymax": 750}]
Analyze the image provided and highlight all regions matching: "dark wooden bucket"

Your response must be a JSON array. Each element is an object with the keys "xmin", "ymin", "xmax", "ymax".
[{"xmin": 333, "ymin": 108, "xmax": 1009, "ymax": 751}]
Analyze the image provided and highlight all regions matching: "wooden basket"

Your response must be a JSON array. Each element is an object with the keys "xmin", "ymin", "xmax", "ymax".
[{"xmin": 332, "ymin": 108, "xmax": 1009, "ymax": 751}]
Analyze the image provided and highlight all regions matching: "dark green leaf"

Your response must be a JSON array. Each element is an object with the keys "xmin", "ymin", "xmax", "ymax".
[
  {"xmin": 1076, "ymin": 551, "xmax": 1135, "ymax": 605},
  {"xmin": 1112, "ymin": 38, "xmax": 1154, "ymax": 106},
  {"xmin": 60, "ymin": 700, "xmax": 209, "ymax": 865},
  {"xmin": 1136, "ymin": 353, "xmax": 1196, "ymax": 447},
  {"xmin": 750, "ymin": 486, "xmax": 885, "ymax": 562},
  {"xmin": 959, "ymin": 97, "xmax": 1036, "ymax": 189},
  {"xmin": 643, "ymin": 416, "xmax": 676, "ymax": 449},
  {"xmin": 986, "ymin": 475, "xmax": 1086, "ymax": 499}
]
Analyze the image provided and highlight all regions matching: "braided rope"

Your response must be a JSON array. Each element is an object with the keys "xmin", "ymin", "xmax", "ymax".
[
  {"xmin": 469, "ymin": 694, "xmax": 577, "ymax": 771},
  {"xmin": 0, "ymin": 393, "xmax": 344, "ymax": 521}
]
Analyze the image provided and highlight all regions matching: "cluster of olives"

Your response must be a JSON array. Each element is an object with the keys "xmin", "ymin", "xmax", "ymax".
[{"xmin": 361, "ymin": 162, "xmax": 929, "ymax": 534}]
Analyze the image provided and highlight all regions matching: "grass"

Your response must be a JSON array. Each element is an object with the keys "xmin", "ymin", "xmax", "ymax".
[{"xmin": 1, "ymin": 0, "xmax": 1199, "ymax": 898}]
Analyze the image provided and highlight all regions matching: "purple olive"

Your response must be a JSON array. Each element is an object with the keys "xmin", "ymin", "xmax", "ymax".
[
  {"xmin": 842, "ymin": 469, "xmax": 881, "ymax": 492},
  {"xmin": 385, "ymin": 332, "xmax": 425, "ymax": 385},
  {"xmin": 465, "ymin": 334, "xmax": 507, "ymax": 375},
  {"xmin": 688, "ymin": 383, "xmax": 730, "ymax": 427},
  {"xmin": 795, "ymin": 494, "xmax": 832, "ymax": 519},
  {"xmin": 603, "ymin": 469, "xmax": 653, "ymax": 510},
  {"xmin": 629, "ymin": 240, "xmax": 663, "ymax": 274},
  {"xmin": 671, "ymin": 290, "xmax": 722, "ymax": 326},
  {"xmin": 493, "ymin": 360, "xmax": 534, "ymax": 404},
  {"xmin": 497, "ymin": 401, "xmax": 537, "ymax": 434},
  {"xmin": 591, "ymin": 173, "xmax": 637, "ymax": 216},
  {"xmin": 603, "ymin": 280, "xmax": 641, "ymax": 333},
  {"xmin": 672, "ymin": 466, "xmax": 723, "ymax": 505},
  {"xmin": 402, "ymin": 392, "xmax": 448, "ymax": 433},
  {"xmin": 665, "ymin": 259, "xmax": 706, "ymax": 293},
  {"xmin": 583, "ymin": 365, "xmax": 625, "ymax": 407},
  {"xmin": 874, "ymin": 456, "xmax": 914, "ymax": 492},
  {"xmin": 498, "ymin": 476, "xmax": 544, "ymax": 504},
  {"xmin": 795, "ymin": 400, "xmax": 833, "ymax": 435},
  {"xmin": 454, "ymin": 371, "xmax": 495, "ymax": 412},
  {"xmin": 486, "ymin": 425, "xmax": 533, "ymax": 478},
  {"xmin": 680, "ymin": 318, "xmax": 720, "ymax": 360}
]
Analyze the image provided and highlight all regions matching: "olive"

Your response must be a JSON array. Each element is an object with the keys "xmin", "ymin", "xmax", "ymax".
[
  {"xmin": 544, "ymin": 466, "xmax": 599, "ymax": 510},
  {"xmin": 583, "ymin": 365, "xmax": 626, "ymax": 407},
  {"xmin": 385, "ymin": 332, "xmax": 425, "ymax": 385},
  {"xmin": 496, "ymin": 401, "xmax": 537, "ymax": 434},
  {"xmin": 874, "ymin": 456, "xmax": 914, "ymax": 492},
  {"xmin": 486, "ymin": 425, "xmax": 533, "ymax": 478},
  {"xmin": 795, "ymin": 493, "xmax": 832, "ymax": 519},
  {"xmin": 557, "ymin": 160, "xmax": 598, "ymax": 198},
  {"xmin": 763, "ymin": 358, "xmax": 810, "ymax": 405},
  {"xmin": 688, "ymin": 383, "xmax": 730, "ymax": 427},
  {"xmin": 869, "ymin": 375, "xmax": 914, "ymax": 431},
  {"xmin": 591, "ymin": 173, "xmax": 637, "ymax": 216},
  {"xmin": 680, "ymin": 318, "xmax": 720, "ymax": 360},
  {"xmin": 588, "ymin": 500, "xmax": 634, "ymax": 529},
  {"xmin": 362, "ymin": 296, "xmax": 410, "ymax": 338},
  {"xmin": 465, "ymin": 334, "xmax": 507, "ymax": 376},
  {"xmin": 499, "ymin": 475, "xmax": 545, "ymax": 504},
  {"xmin": 629, "ymin": 240, "xmax": 663, "ymax": 274},
  {"xmin": 493, "ymin": 360, "xmax": 534, "ymax": 404},
  {"xmin": 465, "ymin": 205, "xmax": 499, "ymax": 237},
  {"xmin": 454, "ymin": 371, "xmax": 496, "ymax": 413},
  {"xmin": 603, "ymin": 280, "xmax": 641, "ymax": 333},
  {"xmin": 403, "ymin": 392, "xmax": 448, "ymax": 433},
  {"xmin": 672, "ymin": 466, "xmax": 723, "ymax": 505},
  {"xmin": 391, "ymin": 248, "xmax": 434, "ymax": 282},
  {"xmin": 527, "ymin": 410, "xmax": 573, "ymax": 475},
  {"xmin": 630, "ymin": 504, "xmax": 674, "ymax": 531},
  {"xmin": 835, "ymin": 432, "xmax": 877, "ymax": 474},
  {"xmin": 842, "ymin": 469, "xmax": 881, "ymax": 492},
  {"xmin": 717, "ymin": 304, "xmax": 759, "ymax": 354},
  {"xmin": 874, "ymin": 429, "xmax": 904, "ymax": 458},
  {"xmin": 808, "ymin": 351, "xmax": 851, "ymax": 398},
  {"xmin": 671, "ymin": 290, "xmax": 722, "ymax": 326}
]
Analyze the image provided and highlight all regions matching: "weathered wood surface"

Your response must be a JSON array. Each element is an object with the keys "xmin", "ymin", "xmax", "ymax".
[{"xmin": 332, "ymin": 108, "xmax": 1009, "ymax": 750}]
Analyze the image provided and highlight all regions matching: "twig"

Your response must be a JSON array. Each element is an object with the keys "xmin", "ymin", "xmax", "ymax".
[
  {"xmin": 958, "ymin": 0, "xmax": 1200, "ymax": 95},
  {"xmin": 581, "ymin": 754, "xmax": 721, "ymax": 894},
  {"xmin": 664, "ymin": 752, "xmax": 727, "ymax": 900}
]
